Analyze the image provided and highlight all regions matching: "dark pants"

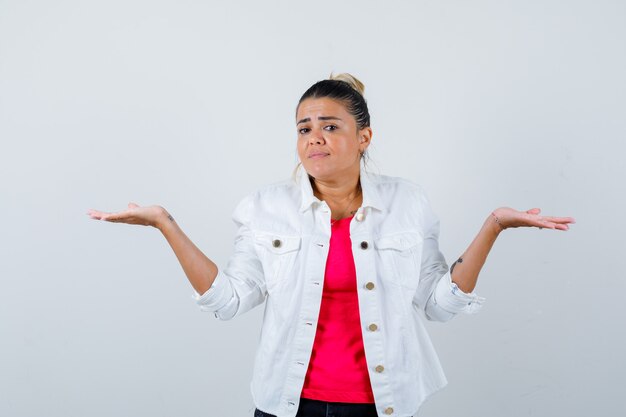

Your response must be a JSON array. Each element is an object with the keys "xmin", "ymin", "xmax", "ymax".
[{"xmin": 254, "ymin": 398, "xmax": 378, "ymax": 417}]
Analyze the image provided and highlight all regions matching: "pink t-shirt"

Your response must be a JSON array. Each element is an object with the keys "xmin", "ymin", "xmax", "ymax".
[{"xmin": 300, "ymin": 215, "xmax": 375, "ymax": 403}]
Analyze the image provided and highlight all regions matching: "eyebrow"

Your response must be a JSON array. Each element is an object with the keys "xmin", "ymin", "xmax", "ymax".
[{"xmin": 297, "ymin": 116, "xmax": 343, "ymax": 125}]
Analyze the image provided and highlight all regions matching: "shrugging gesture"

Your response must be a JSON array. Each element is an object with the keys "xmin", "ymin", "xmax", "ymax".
[{"xmin": 86, "ymin": 72, "xmax": 577, "ymax": 417}]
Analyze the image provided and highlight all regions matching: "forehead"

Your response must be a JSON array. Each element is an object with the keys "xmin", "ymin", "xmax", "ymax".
[{"xmin": 296, "ymin": 97, "xmax": 351, "ymax": 120}]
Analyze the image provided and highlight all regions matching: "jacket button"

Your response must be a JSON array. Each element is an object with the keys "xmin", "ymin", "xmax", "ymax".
[
  {"xmin": 272, "ymin": 239, "xmax": 282, "ymax": 248},
  {"xmin": 356, "ymin": 212, "xmax": 365, "ymax": 222},
  {"xmin": 365, "ymin": 282, "xmax": 375, "ymax": 290},
  {"xmin": 375, "ymin": 365, "xmax": 385, "ymax": 373},
  {"xmin": 384, "ymin": 407, "xmax": 394, "ymax": 414},
  {"xmin": 368, "ymin": 323, "xmax": 378, "ymax": 331},
  {"xmin": 360, "ymin": 241, "xmax": 369, "ymax": 250}
]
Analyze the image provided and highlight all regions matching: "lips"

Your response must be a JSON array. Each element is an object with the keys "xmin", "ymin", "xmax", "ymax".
[{"xmin": 308, "ymin": 151, "xmax": 329, "ymax": 159}]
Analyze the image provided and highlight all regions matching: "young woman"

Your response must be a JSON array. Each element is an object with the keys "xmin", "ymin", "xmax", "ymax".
[{"xmin": 87, "ymin": 74, "xmax": 575, "ymax": 417}]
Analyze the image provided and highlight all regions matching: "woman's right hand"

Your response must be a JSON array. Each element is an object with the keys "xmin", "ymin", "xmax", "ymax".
[{"xmin": 87, "ymin": 203, "xmax": 168, "ymax": 229}]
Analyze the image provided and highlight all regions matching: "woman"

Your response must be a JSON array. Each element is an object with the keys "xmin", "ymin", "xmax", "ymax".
[{"xmin": 87, "ymin": 74, "xmax": 575, "ymax": 417}]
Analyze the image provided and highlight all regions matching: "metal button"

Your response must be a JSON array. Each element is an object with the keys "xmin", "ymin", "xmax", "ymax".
[
  {"xmin": 360, "ymin": 241, "xmax": 369, "ymax": 250},
  {"xmin": 272, "ymin": 239, "xmax": 282, "ymax": 248},
  {"xmin": 375, "ymin": 365, "xmax": 385, "ymax": 373},
  {"xmin": 384, "ymin": 407, "xmax": 394, "ymax": 415},
  {"xmin": 356, "ymin": 212, "xmax": 365, "ymax": 222},
  {"xmin": 368, "ymin": 323, "xmax": 378, "ymax": 331},
  {"xmin": 365, "ymin": 282, "xmax": 375, "ymax": 290}
]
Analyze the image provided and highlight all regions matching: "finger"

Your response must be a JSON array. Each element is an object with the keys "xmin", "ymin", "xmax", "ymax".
[
  {"xmin": 541, "ymin": 222, "xmax": 568, "ymax": 231},
  {"xmin": 128, "ymin": 202, "xmax": 139, "ymax": 209},
  {"xmin": 110, "ymin": 212, "xmax": 131, "ymax": 222},
  {"xmin": 542, "ymin": 216, "xmax": 576, "ymax": 224},
  {"xmin": 533, "ymin": 218, "xmax": 555, "ymax": 229},
  {"xmin": 87, "ymin": 209, "xmax": 110, "ymax": 220},
  {"xmin": 103, "ymin": 216, "xmax": 124, "ymax": 223},
  {"xmin": 100, "ymin": 211, "xmax": 129, "ymax": 222},
  {"xmin": 527, "ymin": 208, "xmax": 541, "ymax": 215}
]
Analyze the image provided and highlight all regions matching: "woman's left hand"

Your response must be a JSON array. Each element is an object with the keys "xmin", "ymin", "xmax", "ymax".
[{"xmin": 491, "ymin": 207, "xmax": 575, "ymax": 232}]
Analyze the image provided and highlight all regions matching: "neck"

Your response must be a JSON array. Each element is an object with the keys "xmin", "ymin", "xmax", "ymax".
[
  {"xmin": 309, "ymin": 168, "xmax": 363, "ymax": 221},
  {"xmin": 310, "ymin": 172, "xmax": 361, "ymax": 202}
]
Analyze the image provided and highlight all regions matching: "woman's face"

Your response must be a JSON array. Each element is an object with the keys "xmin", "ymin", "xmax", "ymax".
[{"xmin": 296, "ymin": 97, "xmax": 371, "ymax": 182}]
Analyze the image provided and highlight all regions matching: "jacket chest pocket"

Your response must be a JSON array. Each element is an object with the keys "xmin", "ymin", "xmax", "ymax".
[
  {"xmin": 374, "ymin": 232, "xmax": 423, "ymax": 290},
  {"xmin": 254, "ymin": 233, "xmax": 301, "ymax": 289}
]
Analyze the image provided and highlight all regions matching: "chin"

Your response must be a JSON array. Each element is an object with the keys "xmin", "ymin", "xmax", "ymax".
[{"xmin": 302, "ymin": 163, "xmax": 333, "ymax": 180}]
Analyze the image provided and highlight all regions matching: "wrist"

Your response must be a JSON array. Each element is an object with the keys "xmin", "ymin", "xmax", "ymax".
[
  {"xmin": 155, "ymin": 207, "xmax": 174, "ymax": 231},
  {"xmin": 488, "ymin": 211, "xmax": 505, "ymax": 235}
]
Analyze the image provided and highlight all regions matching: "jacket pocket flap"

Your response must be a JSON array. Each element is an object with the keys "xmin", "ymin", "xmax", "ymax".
[
  {"xmin": 374, "ymin": 232, "xmax": 422, "ymax": 251},
  {"xmin": 254, "ymin": 233, "xmax": 301, "ymax": 254}
]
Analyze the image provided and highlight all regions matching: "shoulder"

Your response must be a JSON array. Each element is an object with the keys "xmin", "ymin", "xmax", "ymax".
[
  {"xmin": 367, "ymin": 172, "xmax": 424, "ymax": 189},
  {"xmin": 365, "ymin": 172, "xmax": 439, "ymax": 230},
  {"xmin": 247, "ymin": 177, "xmax": 299, "ymax": 202},
  {"xmin": 232, "ymin": 177, "xmax": 300, "ymax": 220},
  {"xmin": 364, "ymin": 171, "xmax": 430, "ymax": 202}
]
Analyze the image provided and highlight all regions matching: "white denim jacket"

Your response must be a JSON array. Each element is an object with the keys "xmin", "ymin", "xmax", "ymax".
[{"xmin": 194, "ymin": 167, "xmax": 485, "ymax": 417}]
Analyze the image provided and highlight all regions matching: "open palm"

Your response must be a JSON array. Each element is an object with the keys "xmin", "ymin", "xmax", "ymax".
[
  {"xmin": 494, "ymin": 207, "xmax": 575, "ymax": 231},
  {"xmin": 86, "ymin": 203, "xmax": 166, "ymax": 228}
]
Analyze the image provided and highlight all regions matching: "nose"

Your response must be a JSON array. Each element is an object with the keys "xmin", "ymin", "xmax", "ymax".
[{"xmin": 309, "ymin": 128, "xmax": 325, "ymax": 145}]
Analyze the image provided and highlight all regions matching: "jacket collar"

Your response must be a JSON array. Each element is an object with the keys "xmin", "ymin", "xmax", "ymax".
[{"xmin": 296, "ymin": 165, "xmax": 385, "ymax": 213}]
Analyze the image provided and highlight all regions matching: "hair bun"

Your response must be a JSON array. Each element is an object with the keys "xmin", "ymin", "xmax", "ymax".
[{"xmin": 329, "ymin": 72, "xmax": 365, "ymax": 96}]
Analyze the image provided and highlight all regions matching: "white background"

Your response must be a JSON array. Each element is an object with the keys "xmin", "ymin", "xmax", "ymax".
[{"xmin": 1, "ymin": 1, "xmax": 624, "ymax": 416}]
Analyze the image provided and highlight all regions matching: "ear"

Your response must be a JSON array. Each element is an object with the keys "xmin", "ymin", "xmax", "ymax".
[{"xmin": 358, "ymin": 127, "xmax": 373, "ymax": 152}]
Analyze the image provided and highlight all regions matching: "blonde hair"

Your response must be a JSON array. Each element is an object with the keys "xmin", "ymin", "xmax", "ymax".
[{"xmin": 328, "ymin": 72, "xmax": 366, "ymax": 96}]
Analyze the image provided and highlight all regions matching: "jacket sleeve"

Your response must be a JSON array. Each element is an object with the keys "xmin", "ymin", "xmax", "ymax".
[
  {"xmin": 412, "ymin": 190, "xmax": 485, "ymax": 322},
  {"xmin": 191, "ymin": 193, "xmax": 268, "ymax": 320}
]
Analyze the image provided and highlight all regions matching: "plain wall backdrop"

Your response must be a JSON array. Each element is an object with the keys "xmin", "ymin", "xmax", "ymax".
[{"xmin": 1, "ymin": 1, "xmax": 625, "ymax": 416}]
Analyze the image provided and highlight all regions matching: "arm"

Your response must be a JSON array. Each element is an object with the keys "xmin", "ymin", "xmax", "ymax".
[
  {"xmin": 448, "ymin": 214, "xmax": 500, "ymax": 293},
  {"xmin": 156, "ymin": 209, "xmax": 218, "ymax": 295},
  {"xmin": 412, "ymin": 191, "xmax": 575, "ymax": 321},
  {"xmin": 87, "ymin": 203, "xmax": 219, "ymax": 294},
  {"xmin": 88, "ymin": 200, "xmax": 266, "ymax": 319},
  {"xmin": 450, "ymin": 207, "xmax": 576, "ymax": 293},
  {"xmin": 412, "ymin": 192, "xmax": 486, "ymax": 322}
]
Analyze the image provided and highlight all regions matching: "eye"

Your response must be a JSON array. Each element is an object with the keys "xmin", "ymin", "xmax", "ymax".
[
  {"xmin": 298, "ymin": 127, "xmax": 310, "ymax": 134},
  {"xmin": 324, "ymin": 125, "xmax": 338, "ymax": 131}
]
